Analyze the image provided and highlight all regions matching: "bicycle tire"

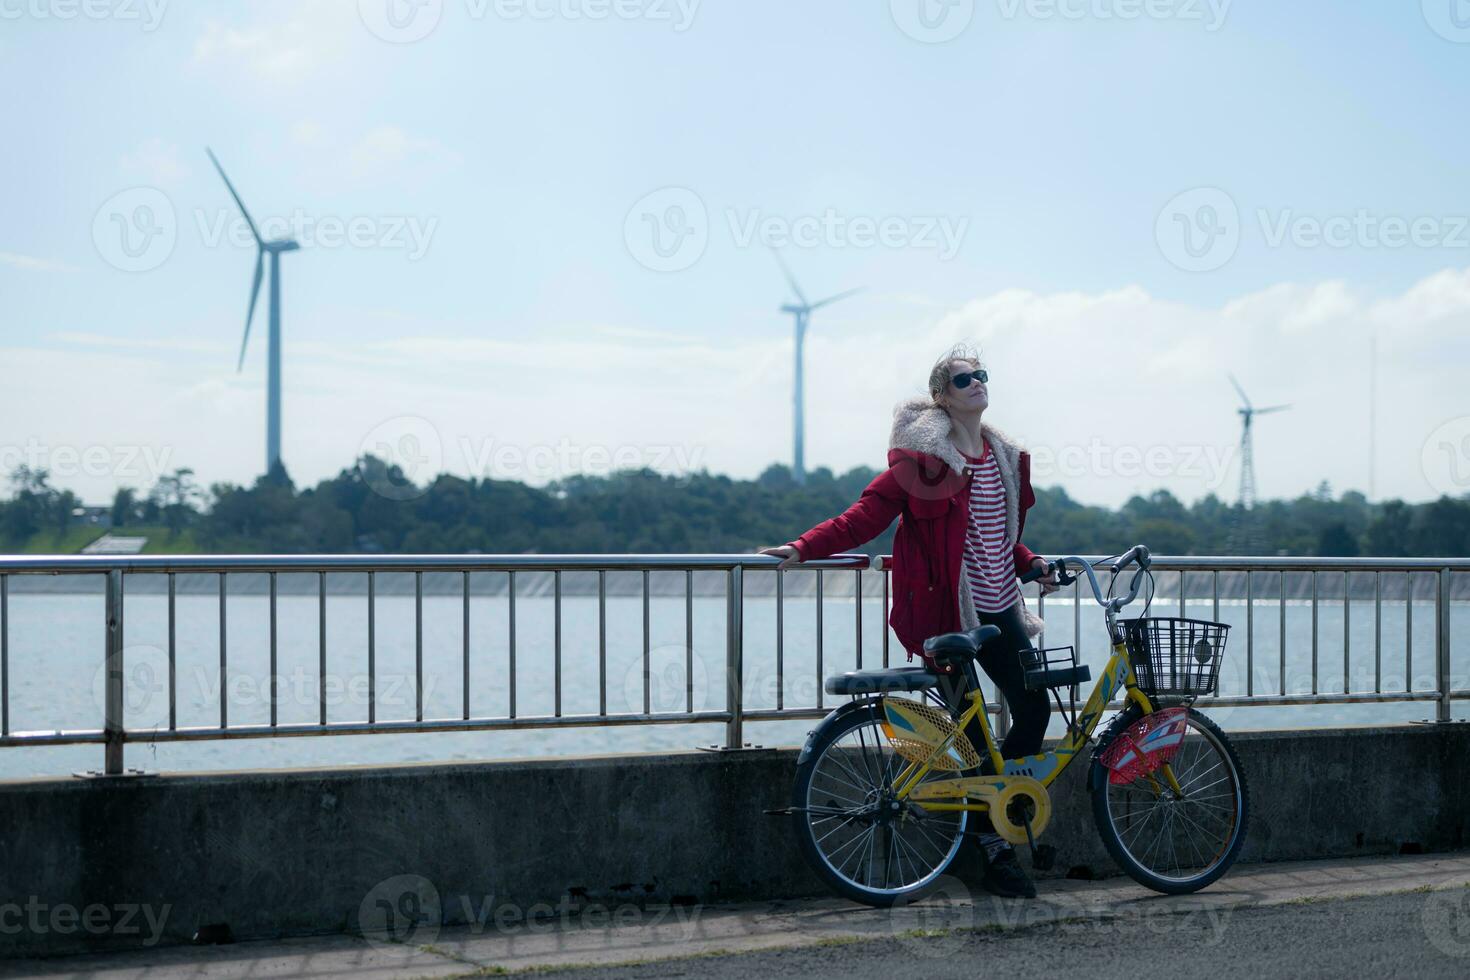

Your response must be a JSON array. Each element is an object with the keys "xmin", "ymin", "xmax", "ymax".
[{"xmin": 791, "ymin": 699, "xmax": 969, "ymax": 908}]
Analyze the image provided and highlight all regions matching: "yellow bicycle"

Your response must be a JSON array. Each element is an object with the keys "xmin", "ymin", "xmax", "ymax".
[{"xmin": 787, "ymin": 544, "xmax": 1249, "ymax": 906}]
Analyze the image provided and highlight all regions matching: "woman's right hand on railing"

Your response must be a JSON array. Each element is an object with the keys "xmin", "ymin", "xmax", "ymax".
[{"xmin": 757, "ymin": 544, "xmax": 802, "ymax": 569}]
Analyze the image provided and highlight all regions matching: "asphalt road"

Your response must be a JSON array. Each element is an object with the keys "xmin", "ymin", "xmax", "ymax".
[{"xmin": 530, "ymin": 887, "xmax": 1470, "ymax": 980}]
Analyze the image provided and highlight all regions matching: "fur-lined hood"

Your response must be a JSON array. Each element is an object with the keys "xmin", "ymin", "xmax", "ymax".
[
  {"xmin": 887, "ymin": 396, "xmax": 1030, "ymax": 550},
  {"xmin": 887, "ymin": 396, "xmax": 1045, "ymax": 639}
]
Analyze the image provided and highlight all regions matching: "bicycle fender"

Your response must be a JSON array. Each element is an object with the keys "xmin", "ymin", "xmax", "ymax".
[
  {"xmin": 796, "ymin": 699, "xmax": 884, "ymax": 766},
  {"xmin": 1086, "ymin": 701, "xmax": 1146, "ymax": 794},
  {"xmin": 1097, "ymin": 707, "xmax": 1190, "ymax": 785}
]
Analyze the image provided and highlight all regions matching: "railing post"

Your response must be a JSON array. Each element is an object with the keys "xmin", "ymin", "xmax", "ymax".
[
  {"xmin": 104, "ymin": 569, "xmax": 124, "ymax": 776},
  {"xmin": 726, "ymin": 564, "xmax": 744, "ymax": 749},
  {"xmin": 1438, "ymin": 567, "xmax": 1452, "ymax": 723}
]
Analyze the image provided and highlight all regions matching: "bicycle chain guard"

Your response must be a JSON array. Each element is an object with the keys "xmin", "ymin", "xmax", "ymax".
[{"xmin": 1097, "ymin": 706, "xmax": 1190, "ymax": 785}]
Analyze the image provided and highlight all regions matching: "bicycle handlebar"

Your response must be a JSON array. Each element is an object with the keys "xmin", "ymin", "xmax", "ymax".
[{"xmin": 1031, "ymin": 543, "xmax": 1153, "ymax": 613}]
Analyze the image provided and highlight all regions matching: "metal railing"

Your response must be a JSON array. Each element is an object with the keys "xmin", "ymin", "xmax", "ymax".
[{"xmin": 0, "ymin": 553, "xmax": 1464, "ymax": 776}]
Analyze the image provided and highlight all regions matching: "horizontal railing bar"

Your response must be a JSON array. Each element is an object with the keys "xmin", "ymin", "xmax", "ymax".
[
  {"xmin": 9, "ymin": 553, "xmax": 1467, "ymax": 576},
  {"xmin": 0, "ymin": 729, "xmax": 107, "ymax": 746},
  {"xmin": 0, "ymin": 554, "xmax": 878, "ymax": 575},
  {"xmin": 872, "ymin": 555, "xmax": 1470, "ymax": 573},
  {"xmin": 3, "ymin": 687, "xmax": 1464, "ymax": 750},
  {"xmin": 76, "ymin": 711, "xmax": 737, "ymax": 743}
]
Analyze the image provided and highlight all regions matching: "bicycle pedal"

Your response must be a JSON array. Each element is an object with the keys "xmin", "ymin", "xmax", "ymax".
[{"xmin": 1030, "ymin": 843, "xmax": 1058, "ymax": 871}]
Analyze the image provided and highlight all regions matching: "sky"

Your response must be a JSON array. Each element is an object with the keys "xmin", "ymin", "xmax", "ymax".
[{"xmin": 2, "ymin": 0, "xmax": 1470, "ymax": 509}]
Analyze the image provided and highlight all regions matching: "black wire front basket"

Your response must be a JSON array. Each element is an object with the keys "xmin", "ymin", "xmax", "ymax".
[{"xmin": 1120, "ymin": 617, "xmax": 1230, "ymax": 698}]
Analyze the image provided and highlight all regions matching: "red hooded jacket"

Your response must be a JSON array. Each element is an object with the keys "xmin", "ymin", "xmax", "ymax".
[{"xmin": 787, "ymin": 399, "xmax": 1044, "ymax": 665}]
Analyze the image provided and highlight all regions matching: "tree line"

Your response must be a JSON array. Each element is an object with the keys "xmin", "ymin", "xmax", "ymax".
[{"xmin": 3, "ymin": 456, "xmax": 1468, "ymax": 557}]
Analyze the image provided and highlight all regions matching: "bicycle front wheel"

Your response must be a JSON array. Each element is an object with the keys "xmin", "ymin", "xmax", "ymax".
[
  {"xmin": 1090, "ymin": 706, "xmax": 1249, "ymax": 894},
  {"xmin": 791, "ymin": 700, "xmax": 969, "ymax": 907}
]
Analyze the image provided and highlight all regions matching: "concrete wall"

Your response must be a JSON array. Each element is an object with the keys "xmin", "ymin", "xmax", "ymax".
[{"xmin": 1, "ymin": 723, "xmax": 1467, "ymax": 957}]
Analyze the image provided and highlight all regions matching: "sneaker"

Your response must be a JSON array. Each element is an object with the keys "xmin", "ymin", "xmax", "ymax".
[{"xmin": 979, "ymin": 846, "xmax": 1038, "ymax": 899}]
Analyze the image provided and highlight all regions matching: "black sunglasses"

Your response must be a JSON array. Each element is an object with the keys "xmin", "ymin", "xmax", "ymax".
[{"xmin": 951, "ymin": 368, "xmax": 989, "ymax": 389}]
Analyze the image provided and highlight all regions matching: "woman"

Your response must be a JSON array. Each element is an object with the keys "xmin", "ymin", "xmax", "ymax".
[{"xmin": 760, "ymin": 343, "xmax": 1060, "ymax": 899}]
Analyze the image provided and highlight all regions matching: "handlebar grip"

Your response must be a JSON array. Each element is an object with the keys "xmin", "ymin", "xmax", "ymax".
[
  {"xmin": 1018, "ymin": 561, "xmax": 1054, "ymax": 584},
  {"xmin": 1111, "ymin": 544, "xmax": 1152, "ymax": 574}
]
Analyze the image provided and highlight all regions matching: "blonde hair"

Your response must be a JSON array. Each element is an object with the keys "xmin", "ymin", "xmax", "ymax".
[{"xmin": 927, "ymin": 343, "xmax": 984, "ymax": 402}]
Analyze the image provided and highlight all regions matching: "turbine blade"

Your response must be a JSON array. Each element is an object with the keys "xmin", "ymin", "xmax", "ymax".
[
  {"xmin": 1254, "ymin": 404, "xmax": 1292, "ymax": 415},
  {"xmin": 807, "ymin": 287, "xmax": 863, "ymax": 312},
  {"xmin": 772, "ymin": 249, "xmax": 808, "ymax": 307},
  {"xmin": 1227, "ymin": 372, "xmax": 1251, "ymax": 409},
  {"xmin": 237, "ymin": 250, "xmax": 264, "ymax": 372},
  {"xmin": 206, "ymin": 147, "xmax": 263, "ymax": 246}
]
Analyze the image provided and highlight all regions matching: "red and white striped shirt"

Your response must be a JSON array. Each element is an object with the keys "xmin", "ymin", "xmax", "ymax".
[{"xmin": 961, "ymin": 440, "xmax": 1020, "ymax": 613}]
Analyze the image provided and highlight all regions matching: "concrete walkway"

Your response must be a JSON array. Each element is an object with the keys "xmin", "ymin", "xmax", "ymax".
[{"xmin": 4, "ymin": 853, "xmax": 1468, "ymax": 979}]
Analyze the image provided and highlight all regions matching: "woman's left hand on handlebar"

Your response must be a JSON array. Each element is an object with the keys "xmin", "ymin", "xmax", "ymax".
[{"xmin": 1031, "ymin": 557, "xmax": 1060, "ymax": 594}]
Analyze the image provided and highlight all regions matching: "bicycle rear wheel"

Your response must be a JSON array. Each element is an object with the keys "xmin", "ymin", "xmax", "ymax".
[
  {"xmin": 1089, "ymin": 706, "xmax": 1249, "ymax": 894},
  {"xmin": 792, "ymin": 700, "xmax": 969, "ymax": 907}
]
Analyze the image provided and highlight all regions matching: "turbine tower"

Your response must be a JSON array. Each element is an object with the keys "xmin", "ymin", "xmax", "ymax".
[
  {"xmin": 774, "ymin": 251, "xmax": 860, "ymax": 484},
  {"xmin": 1229, "ymin": 372, "xmax": 1290, "ymax": 509},
  {"xmin": 207, "ymin": 148, "xmax": 300, "ymax": 478}
]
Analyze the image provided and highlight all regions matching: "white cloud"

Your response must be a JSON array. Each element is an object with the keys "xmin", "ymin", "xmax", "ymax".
[
  {"xmin": 190, "ymin": 2, "xmax": 349, "ymax": 86},
  {"xmin": 50, "ymin": 332, "xmax": 225, "ymax": 356},
  {"xmin": 1368, "ymin": 266, "xmax": 1470, "ymax": 333},
  {"xmin": 347, "ymin": 125, "xmax": 463, "ymax": 179},
  {"xmin": 0, "ymin": 252, "xmax": 73, "ymax": 273},
  {"xmin": 291, "ymin": 120, "xmax": 326, "ymax": 148},
  {"xmin": 282, "ymin": 122, "xmax": 461, "ymax": 185},
  {"xmin": 8, "ymin": 267, "xmax": 1470, "ymax": 508},
  {"xmin": 120, "ymin": 138, "xmax": 191, "ymax": 185}
]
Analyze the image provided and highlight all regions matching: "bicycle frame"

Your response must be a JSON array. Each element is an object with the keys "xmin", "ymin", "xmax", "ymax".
[
  {"xmin": 884, "ymin": 547, "xmax": 1186, "ymax": 813},
  {"xmin": 885, "ymin": 640, "xmax": 1159, "ymax": 812}
]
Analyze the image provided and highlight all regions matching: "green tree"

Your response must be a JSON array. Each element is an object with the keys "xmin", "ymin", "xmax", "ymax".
[
  {"xmin": 111, "ymin": 487, "xmax": 136, "ymax": 527},
  {"xmin": 149, "ymin": 468, "xmax": 203, "ymax": 538}
]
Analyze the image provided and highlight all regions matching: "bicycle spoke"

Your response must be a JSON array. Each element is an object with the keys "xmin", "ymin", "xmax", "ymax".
[
  {"xmin": 829, "ymin": 822, "xmax": 876, "ymax": 875},
  {"xmin": 1172, "ymin": 802, "xmax": 1229, "ymax": 864},
  {"xmin": 1168, "ymin": 744, "xmax": 1212, "ymax": 786},
  {"xmin": 1118, "ymin": 801, "xmax": 1167, "ymax": 848},
  {"xmin": 824, "ymin": 745, "xmax": 879, "ymax": 796},
  {"xmin": 1176, "ymin": 758, "xmax": 1225, "ymax": 794},
  {"xmin": 893, "ymin": 829, "xmax": 926, "ymax": 885},
  {"xmin": 812, "ymin": 764, "xmax": 873, "ymax": 801},
  {"xmin": 814, "ymin": 810, "xmax": 872, "ymax": 849}
]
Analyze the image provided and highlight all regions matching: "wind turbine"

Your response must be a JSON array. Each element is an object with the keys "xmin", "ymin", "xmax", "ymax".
[
  {"xmin": 774, "ymin": 251, "xmax": 860, "ymax": 484},
  {"xmin": 207, "ymin": 148, "xmax": 300, "ymax": 478},
  {"xmin": 1228, "ymin": 372, "xmax": 1290, "ymax": 510}
]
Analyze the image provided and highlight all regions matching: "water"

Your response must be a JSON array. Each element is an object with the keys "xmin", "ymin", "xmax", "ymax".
[{"xmin": 2, "ymin": 576, "xmax": 1465, "ymax": 779}]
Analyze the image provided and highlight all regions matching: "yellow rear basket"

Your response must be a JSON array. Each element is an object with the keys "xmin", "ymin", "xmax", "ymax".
[{"xmin": 881, "ymin": 696, "xmax": 982, "ymax": 771}]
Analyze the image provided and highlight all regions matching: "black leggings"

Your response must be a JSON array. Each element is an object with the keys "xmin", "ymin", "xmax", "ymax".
[{"xmin": 935, "ymin": 601, "xmax": 1051, "ymax": 772}]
